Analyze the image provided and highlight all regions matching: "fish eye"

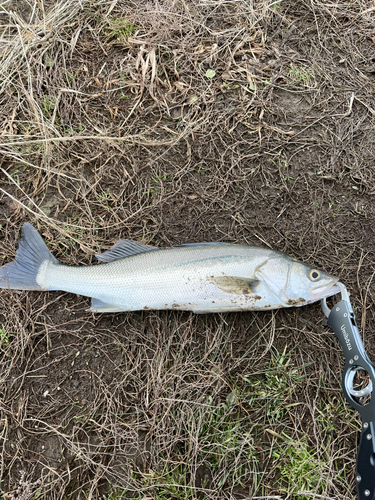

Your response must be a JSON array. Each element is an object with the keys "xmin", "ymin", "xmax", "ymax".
[{"xmin": 309, "ymin": 269, "xmax": 321, "ymax": 281}]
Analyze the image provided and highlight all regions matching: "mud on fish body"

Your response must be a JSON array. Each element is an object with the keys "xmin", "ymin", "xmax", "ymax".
[{"xmin": 0, "ymin": 223, "xmax": 340, "ymax": 313}]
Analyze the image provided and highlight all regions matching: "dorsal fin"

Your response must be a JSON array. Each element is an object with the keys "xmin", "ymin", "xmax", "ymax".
[{"xmin": 96, "ymin": 239, "xmax": 158, "ymax": 263}]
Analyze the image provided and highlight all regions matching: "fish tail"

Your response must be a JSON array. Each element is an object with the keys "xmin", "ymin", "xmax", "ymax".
[{"xmin": 0, "ymin": 223, "xmax": 60, "ymax": 290}]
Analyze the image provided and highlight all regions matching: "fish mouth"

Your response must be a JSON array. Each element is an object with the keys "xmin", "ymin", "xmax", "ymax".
[{"xmin": 312, "ymin": 279, "xmax": 340, "ymax": 300}]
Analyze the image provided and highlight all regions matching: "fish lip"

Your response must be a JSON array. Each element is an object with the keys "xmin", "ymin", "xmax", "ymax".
[{"xmin": 313, "ymin": 279, "xmax": 341, "ymax": 300}]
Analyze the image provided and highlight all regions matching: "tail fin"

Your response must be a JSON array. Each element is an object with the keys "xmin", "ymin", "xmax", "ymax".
[{"xmin": 0, "ymin": 223, "xmax": 59, "ymax": 290}]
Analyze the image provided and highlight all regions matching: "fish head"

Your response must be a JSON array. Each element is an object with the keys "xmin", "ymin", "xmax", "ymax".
[
  {"xmin": 284, "ymin": 259, "xmax": 340, "ymax": 306},
  {"xmin": 256, "ymin": 254, "xmax": 339, "ymax": 307}
]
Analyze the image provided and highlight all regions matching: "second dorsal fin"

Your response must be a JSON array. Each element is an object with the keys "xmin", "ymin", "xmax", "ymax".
[
  {"xmin": 172, "ymin": 242, "xmax": 232, "ymax": 248},
  {"xmin": 96, "ymin": 239, "xmax": 158, "ymax": 263}
]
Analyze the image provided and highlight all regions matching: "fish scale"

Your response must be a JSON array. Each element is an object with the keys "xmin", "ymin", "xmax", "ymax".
[{"xmin": 43, "ymin": 247, "xmax": 268, "ymax": 311}]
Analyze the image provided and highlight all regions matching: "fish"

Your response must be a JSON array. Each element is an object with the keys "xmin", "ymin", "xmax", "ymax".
[{"xmin": 0, "ymin": 223, "xmax": 340, "ymax": 313}]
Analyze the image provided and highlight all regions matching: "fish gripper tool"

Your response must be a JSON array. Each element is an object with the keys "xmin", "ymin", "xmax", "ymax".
[{"xmin": 322, "ymin": 282, "xmax": 375, "ymax": 500}]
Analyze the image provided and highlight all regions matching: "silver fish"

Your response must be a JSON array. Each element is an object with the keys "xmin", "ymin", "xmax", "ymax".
[{"xmin": 0, "ymin": 223, "xmax": 339, "ymax": 313}]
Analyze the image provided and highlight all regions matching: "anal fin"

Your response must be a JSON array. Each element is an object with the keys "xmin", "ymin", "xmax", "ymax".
[{"xmin": 88, "ymin": 298, "xmax": 127, "ymax": 313}]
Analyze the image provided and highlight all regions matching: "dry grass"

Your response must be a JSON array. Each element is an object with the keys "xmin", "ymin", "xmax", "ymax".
[{"xmin": 0, "ymin": 0, "xmax": 374, "ymax": 498}]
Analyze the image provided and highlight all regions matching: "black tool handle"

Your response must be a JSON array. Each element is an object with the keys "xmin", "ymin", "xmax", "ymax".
[
  {"xmin": 327, "ymin": 300, "xmax": 375, "ymax": 500},
  {"xmin": 355, "ymin": 422, "xmax": 375, "ymax": 500}
]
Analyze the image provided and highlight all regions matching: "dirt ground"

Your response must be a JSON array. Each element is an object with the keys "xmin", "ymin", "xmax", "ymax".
[{"xmin": 0, "ymin": 0, "xmax": 374, "ymax": 498}]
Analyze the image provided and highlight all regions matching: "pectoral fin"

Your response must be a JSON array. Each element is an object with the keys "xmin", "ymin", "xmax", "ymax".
[{"xmin": 209, "ymin": 276, "xmax": 260, "ymax": 295}]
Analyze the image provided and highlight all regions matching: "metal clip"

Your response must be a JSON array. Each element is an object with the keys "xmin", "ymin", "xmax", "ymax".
[{"xmin": 321, "ymin": 281, "xmax": 351, "ymax": 318}]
